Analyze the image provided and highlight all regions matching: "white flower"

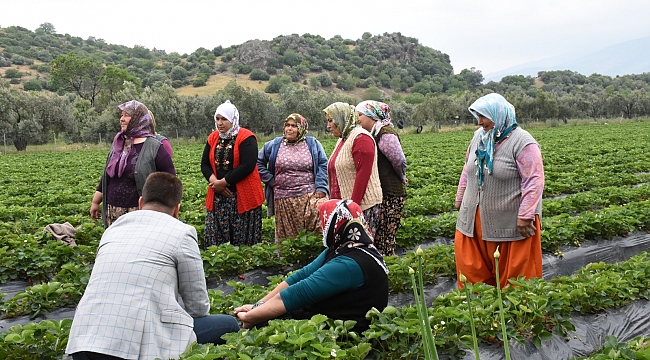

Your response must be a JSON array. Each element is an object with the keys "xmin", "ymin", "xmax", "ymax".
[
  {"xmin": 331, "ymin": 348, "xmax": 337, "ymax": 357},
  {"xmin": 348, "ymin": 227, "xmax": 361, "ymax": 241}
]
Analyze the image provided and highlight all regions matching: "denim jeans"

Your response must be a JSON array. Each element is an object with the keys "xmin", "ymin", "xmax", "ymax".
[
  {"xmin": 72, "ymin": 315, "xmax": 240, "ymax": 360},
  {"xmin": 193, "ymin": 314, "xmax": 241, "ymax": 345}
]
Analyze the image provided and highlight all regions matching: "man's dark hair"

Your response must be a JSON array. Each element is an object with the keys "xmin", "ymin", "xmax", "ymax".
[{"xmin": 141, "ymin": 172, "xmax": 183, "ymax": 210}]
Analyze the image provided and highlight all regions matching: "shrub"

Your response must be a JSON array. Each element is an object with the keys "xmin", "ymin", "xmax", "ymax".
[
  {"xmin": 249, "ymin": 69, "xmax": 270, "ymax": 81},
  {"xmin": 23, "ymin": 79, "xmax": 43, "ymax": 91},
  {"xmin": 4, "ymin": 68, "xmax": 23, "ymax": 78}
]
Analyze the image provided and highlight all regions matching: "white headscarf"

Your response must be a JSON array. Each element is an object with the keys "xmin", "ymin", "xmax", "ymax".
[{"xmin": 214, "ymin": 100, "xmax": 240, "ymax": 139}]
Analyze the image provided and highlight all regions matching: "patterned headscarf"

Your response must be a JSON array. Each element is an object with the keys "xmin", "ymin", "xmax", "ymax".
[
  {"xmin": 355, "ymin": 100, "xmax": 393, "ymax": 136},
  {"xmin": 147, "ymin": 110, "xmax": 157, "ymax": 134},
  {"xmin": 318, "ymin": 199, "xmax": 388, "ymax": 274},
  {"xmin": 284, "ymin": 113, "xmax": 308, "ymax": 144},
  {"xmin": 468, "ymin": 93, "xmax": 519, "ymax": 186},
  {"xmin": 106, "ymin": 100, "xmax": 154, "ymax": 178},
  {"xmin": 214, "ymin": 100, "xmax": 240, "ymax": 139},
  {"xmin": 322, "ymin": 102, "xmax": 358, "ymax": 139}
]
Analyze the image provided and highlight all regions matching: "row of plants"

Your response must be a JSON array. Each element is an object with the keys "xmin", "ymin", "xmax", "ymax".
[
  {"xmin": 3, "ymin": 195, "xmax": 650, "ymax": 319},
  {"xmin": 6, "ymin": 249, "xmax": 650, "ymax": 359},
  {"xmin": 5, "ymin": 191, "xmax": 650, "ymax": 320},
  {"xmin": 1, "ymin": 124, "xmax": 649, "ymax": 241},
  {"xmin": 575, "ymin": 335, "xmax": 650, "ymax": 359},
  {"xmin": 0, "ymin": 234, "xmax": 456, "ymax": 319}
]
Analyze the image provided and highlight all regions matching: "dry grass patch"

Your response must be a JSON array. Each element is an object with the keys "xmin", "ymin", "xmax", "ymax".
[{"xmin": 175, "ymin": 74, "xmax": 271, "ymax": 97}]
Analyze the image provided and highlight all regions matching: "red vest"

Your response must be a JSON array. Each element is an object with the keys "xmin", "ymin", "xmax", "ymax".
[{"xmin": 205, "ymin": 128, "xmax": 264, "ymax": 214}]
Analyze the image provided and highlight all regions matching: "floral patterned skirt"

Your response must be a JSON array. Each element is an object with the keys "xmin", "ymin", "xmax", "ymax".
[
  {"xmin": 373, "ymin": 195, "xmax": 405, "ymax": 256},
  {"xmin": 106, "ymin": 204, "xmax": 138, "ymax": 228},
  {"xmin": 204, "ymin": 192, "xmax": 262, "ymax": 248},
  {"xmin": 362, "ymin": 204, "xmax": 381, "ymax": 238},
  {"xmin": 274, "ymin": 193, "xmax": 327, "ymax": 243}
]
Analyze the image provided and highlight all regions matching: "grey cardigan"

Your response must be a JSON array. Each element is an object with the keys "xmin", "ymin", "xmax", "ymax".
[{"xmin": 456, "ymin": 127, "xmax": 542, "ymax": 242}]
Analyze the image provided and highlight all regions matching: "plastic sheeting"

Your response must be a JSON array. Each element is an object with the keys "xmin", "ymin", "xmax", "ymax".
[
  {"xmin": 458, "ymin": 300, "xmax": 650, "ymax": 360},
  {"xmin": 3, "ymin": 231, "xmax": 650, "ymax": 359}
]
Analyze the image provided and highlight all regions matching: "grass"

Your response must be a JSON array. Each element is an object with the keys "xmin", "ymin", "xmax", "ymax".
[{"xmin": 175, "ymin": 73, "xmax": 271, "ymax": 97}]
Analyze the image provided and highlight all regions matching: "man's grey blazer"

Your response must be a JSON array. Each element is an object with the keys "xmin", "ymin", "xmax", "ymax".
[{"xmin": 66, "ymin": 210, "xmax": 209, "ymax": 360}]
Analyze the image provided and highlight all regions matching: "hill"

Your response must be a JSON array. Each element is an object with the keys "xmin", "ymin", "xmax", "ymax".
[
  {"xmin": 1, "ymin": 25, "xmax": 489, "ymax": 99},
  {"xmin": 484, "ymin": 36, "xmax": 650, "ymax": 82}
]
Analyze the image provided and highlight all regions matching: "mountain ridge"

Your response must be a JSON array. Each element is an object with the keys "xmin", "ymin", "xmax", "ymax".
[{"xmin": 485, "ymin": 36, "xmax": 650, "ymax": 82}]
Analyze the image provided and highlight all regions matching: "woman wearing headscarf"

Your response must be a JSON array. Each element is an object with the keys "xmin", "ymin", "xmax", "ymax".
[
  {"xmin": 257, "ymin": 113, "xmax": 329, "ymax": 242},
  {"xmin": 201, "ymin": 100, "xmax": 264, "ymax": 247},
  {"xmin": 356, "ymin": 101, "xmax": 407, "ymax": 256},
  {"xmin": 454, "ymin": 93, "xmax": 545, "ymax": 289},
  {"xmin": 233, "ymin": 199, "xmax": 389, "ymax": 333},
  {"xmin": 323, "ymin": 102, "xmax": 382, "ymax": 236},
  {"xmin": 89, "ymin": 100, "xmax": 176, "ymax": 228}
]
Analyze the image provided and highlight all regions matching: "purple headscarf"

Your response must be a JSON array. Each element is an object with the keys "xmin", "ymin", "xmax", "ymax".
[{"xmin": 106, "ymin": 100, "xmax": 154, "ymax": 178}]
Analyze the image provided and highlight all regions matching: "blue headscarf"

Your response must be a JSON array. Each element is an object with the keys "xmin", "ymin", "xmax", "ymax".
[{"xmin": 468, "ymin": 93, "xmax": 518, "ymax": 186}]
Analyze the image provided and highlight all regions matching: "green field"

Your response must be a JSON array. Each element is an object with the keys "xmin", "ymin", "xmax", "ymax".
[{"xmin": 2, "ymin": 121, "xmax": 650, "ymax": 359}]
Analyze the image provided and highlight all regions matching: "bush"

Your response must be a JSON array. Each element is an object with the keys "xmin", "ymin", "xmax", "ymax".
[
  {"xmin": 265, "ymin": 76, "xmax": 291, "ymax": 93},
  {"xmin": 170, "ymin": 65, "xmax": 187, "ymax": 81},
  {"xmin": 11, "ymin": 55, "xmax": 30, "ymax": 65},
  {"xmin": 249, "ymin": 69, "xmax": 270, "ymax": 81},
  {"xmin": 266, "ymin": 66, "xmax": 277, "ymax": 75},
  {"xmin": 23, "ymin": 79, "xmax": 43, "ymax": 91},
  {"xmin": 193, "ymin": 74, "xmax": 208, "ymax": 87},
  {"xmin": 317, "ymin": 73, "xmax": 332, "ymax": 87},
  {"xmin": 4, "ymin": 68, "xmax": 23, "ymax": 78},
  {"xmin": 336, "ymin": 76, "xmax": 356, "ymax": 91},
  {"xmin": 239, "ymin": 65, "xmax": 252, "ymax": 74},
  {"xmin": 221, "ymin": 52, "xmax": 234, "ymax": 62}
]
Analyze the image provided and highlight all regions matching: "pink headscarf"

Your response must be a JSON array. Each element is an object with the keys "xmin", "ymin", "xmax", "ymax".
[{"xmin": 106, "ymin": 100, "xmax": 154, "ymax": 178}]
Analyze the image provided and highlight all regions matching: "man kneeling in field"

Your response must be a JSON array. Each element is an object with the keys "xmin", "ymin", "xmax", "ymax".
[{"xmin": 67, "ymin": 172, "xmax": 239, "ymax": 360}]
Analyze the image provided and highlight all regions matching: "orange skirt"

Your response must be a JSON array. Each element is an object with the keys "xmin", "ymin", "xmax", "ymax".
[{"xmin": 454, "ymin": 208, "xmax": 542, "ymax": 289}]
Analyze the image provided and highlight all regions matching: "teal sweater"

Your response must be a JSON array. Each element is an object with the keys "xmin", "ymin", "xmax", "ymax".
[{"xmin": 280, "ymin": 249, "xmax": 364, "ymax": 311}]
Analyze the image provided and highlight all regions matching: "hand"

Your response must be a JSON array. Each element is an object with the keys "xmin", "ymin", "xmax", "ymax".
[
  {"xmin": 236, "ymin": 311, "xmax": 257, "ymax": 329},
  {"xmin": 90, "ymin": 202, "xmax": 101, "ymax": 220},
  {"xmin": 454, "ymin": 201, "xmax": 461, "ymax": 210},
  {"xmin": 220, "ymin": 188, "xmax": 233, "ymax": 198},
  {"xmin": 313, "ymin": 191, "xmax": 326, "ymax": 199},
  {"xmin": 517, "ymin": 218, "xmax": 536, "ymax": 238},
  {"xmin": 233, "ymin": 304, "xmax": 253, "ymax": 315},
  {"xmin": 210, "ymin": 178, "xmax": 229, "ymax": 193}
]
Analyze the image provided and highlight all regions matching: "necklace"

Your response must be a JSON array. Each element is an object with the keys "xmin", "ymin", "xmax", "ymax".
[{"xmin": 214, "ymin": 138, "xmax": 233, "ymax": 170}]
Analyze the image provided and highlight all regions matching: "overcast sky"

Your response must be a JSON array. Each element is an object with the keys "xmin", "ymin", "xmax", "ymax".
[{"xmin": 1, "ymin": 0, "xmax": 649, "ymax": 75}]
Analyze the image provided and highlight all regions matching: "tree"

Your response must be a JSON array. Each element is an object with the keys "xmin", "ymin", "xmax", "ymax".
[
  {"xmin": 458, "ymin": 68, "xmax": 484, "ymax": 90},
  {"xmin": 0, "ymin": 88, "xmax": 72, "ymax": 151},
  {"xmin": 38, "ymin": 22, "xmax": 56, "ymax": 34},
  {"xmin": 218, "ymin": 81, "xmax": 278, "ymax": 133},
  {"xmin": 140, "ymin": 85, "xmax": 187, "ymax": 134},
  {"xmin": 249, "ymin": 69, "xmax": 270, "ymax": 81},
  {"xmin": 363, "ymin": 87, "xmax": 382, "ymax": 101},
  {"xmin": 170, "ymin": 65, "xmax": 188, "ymax": 81},
  {"xmin": 265, "ymin": 76, "xmax": 291, "ymax": 93},
  {"xmin": 50, "ymin": 53, "xmax": 104, "ymax": 106},
  {"xmin": 317, "ymin": 73, "xmax": 332, "ymax": 87}
]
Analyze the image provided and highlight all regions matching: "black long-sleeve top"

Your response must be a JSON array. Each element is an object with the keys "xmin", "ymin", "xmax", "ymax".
[{"xmin": 200, "ymin": 136, "xmax": 257, "ymax": 193}]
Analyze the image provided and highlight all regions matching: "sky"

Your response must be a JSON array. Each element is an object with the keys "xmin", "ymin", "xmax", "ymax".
[{"xmin": 1, "ymin": 0, "xmax": 649, "ymax": 76}]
